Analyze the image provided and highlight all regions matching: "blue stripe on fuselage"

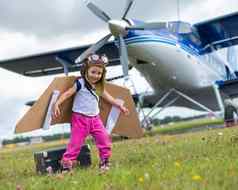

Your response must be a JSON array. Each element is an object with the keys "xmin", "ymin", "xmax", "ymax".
[{"xmin": 124, "ymin": 34, "xmax": 200, "ymax": 57}]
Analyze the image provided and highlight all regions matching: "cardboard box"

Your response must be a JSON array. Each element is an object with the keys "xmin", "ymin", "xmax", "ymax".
[{"xmin": 15, "ymin": 76, "xmax": 143, "ymax": 138}]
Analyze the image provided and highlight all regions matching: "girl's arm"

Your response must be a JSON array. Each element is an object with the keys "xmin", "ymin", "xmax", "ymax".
[
  {"xmin": 53, "ymin": 85, "xmax": 77, "ymax": 118},
  {"xmin": 101, "ymin": 89, "xmax": 129, "ymax": 115}
]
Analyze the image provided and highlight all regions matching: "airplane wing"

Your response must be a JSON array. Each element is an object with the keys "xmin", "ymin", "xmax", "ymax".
[
  {"xmin": 193, "ymin": 12, "xmax": 238, "ymax": 54},
  {"xmin": 0, "ymin": 41, "xmax": 120, "ymax": 77}
]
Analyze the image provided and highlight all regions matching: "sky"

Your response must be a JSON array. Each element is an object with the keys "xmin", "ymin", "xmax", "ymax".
[{"xmin": 0, "ymin": 0, "xmax": 238, "ymax": 139}]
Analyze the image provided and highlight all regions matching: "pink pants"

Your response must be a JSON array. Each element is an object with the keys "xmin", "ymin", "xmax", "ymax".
[{"xmin": 62, "ymin": 112, "xmax": 112, "ymax": 162}]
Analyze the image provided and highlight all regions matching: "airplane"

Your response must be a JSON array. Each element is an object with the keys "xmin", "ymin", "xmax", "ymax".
[{"xmin": 1, "ymin": 0, "xmax": 238, "ymax": 119}]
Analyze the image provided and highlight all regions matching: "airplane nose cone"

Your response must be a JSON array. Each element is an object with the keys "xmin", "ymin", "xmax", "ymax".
[{"xmin": 108, "ymin": 20, "xmax": 128, "ymax": 37}]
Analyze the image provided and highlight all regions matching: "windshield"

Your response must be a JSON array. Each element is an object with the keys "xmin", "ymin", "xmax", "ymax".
[{"xmin": 168, "ymin": 21, "xmax": 192, "ymax": 34}]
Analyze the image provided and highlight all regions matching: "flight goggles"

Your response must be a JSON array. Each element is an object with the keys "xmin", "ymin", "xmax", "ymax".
[{"xmin": 87, "ymin": 54, "xmax": 109, "ymax": 65}]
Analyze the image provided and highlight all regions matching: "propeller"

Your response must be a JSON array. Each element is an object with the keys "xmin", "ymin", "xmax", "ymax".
[
  {"xmin": 86, "ymin": 1, "xmax": 111, "ymax": 22},
  {"xmin": 75, "ymin": 0, "xmax": 167, "ymax": 77},
  {"xmin": 122, "ymin": 0, "xmax": 134, "ymax": 19},
  {"xmin": 75, "ymin": 33, "xmax": 112, "ymax": 63},
  {"xmin": 119, "ymin": 34, "xmax": 129, "ymax": 76}
]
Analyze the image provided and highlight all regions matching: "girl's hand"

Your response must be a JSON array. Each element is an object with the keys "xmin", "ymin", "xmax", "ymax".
[
  {"xmin": 53, "ymin": 102, "xmax": 61, "ymax": 118},
  {"xmin": 119, "ymin": 104, "xmax": 130, "ymax": 116}
]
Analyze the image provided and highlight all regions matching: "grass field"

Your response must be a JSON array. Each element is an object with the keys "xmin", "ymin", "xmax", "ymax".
[
  {"xmin": 0, "ymin": 120, "xmax": 238, "ymax": 190},
  {"xmin": 150, "ymin": 118, "xmax": 224, "ymax": 135}
]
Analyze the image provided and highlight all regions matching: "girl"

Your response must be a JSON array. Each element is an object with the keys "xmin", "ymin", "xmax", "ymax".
[{"xmin": 53, "ymin": 53, "xmax": 129, "ymax": 172}]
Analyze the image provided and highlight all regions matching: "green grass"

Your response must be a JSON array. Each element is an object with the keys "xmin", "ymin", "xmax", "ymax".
[
  {"xmin": 148, "ymin": 118, "xmax": 224, "ymax": 135},
  {"xmin": 1, "ymin": 122, "xmax": 238, "ymax": 190}
]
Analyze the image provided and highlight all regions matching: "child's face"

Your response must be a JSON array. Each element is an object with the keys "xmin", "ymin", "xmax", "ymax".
[{"xmin": 87, "ymin": 66, "xmax": 104, "ymax": 84}]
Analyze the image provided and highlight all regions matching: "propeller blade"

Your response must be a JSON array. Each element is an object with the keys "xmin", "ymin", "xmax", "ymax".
[
  {"xmin": 86, "ymin": 1, "xmax": 111, "ymax": 22},
  {"xmin": 119, "ymin": 34, "xmax": 129, "ymax": 76},
  {"xmin": 75, "ymin": 34, "xmax": 112, "ymax": 63},
  {"xmin": 126, "ymin": 22, "xmax": 167, "ymax": 30},
  {"xmin": 122, "ymin": 0, "xmax": 134, "ymax": 19}
]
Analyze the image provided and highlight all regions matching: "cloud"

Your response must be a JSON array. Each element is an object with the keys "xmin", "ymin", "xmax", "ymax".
[
  {"xmin": 0, "ymin": 0, "xmax": 125, "ymax": 39},
  {"xmin": 0, "ymin": 28, "xmax": 108, "ymax": 60},
  {"xmin": 0, "ymin": 68, "xmax": 53, "ymax": 98},
  {"xmin": 0, "ymin": 0, "xmax": 85, "ymax": 37},
  {"xmin": 0, "ymin": 97, "xmax": 24, "ymax": 137},
  {"xmin": 181, "ymin": 0, "xmax": 238, "ymax": 23}
]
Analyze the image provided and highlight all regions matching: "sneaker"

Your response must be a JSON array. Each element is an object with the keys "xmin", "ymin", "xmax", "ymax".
[
  {"xmin": 99, "ymin": 158, "xmax": 110, "ymax": 173},
  {"xmin": 60, "ymin": 160, "xmax": 74, "ymax": 173}
]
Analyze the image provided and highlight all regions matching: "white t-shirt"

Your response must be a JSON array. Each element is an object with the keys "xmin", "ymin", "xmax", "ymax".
[{"xmin": 72, "ymin": 78, "xmax": 100, "ymax": 116}]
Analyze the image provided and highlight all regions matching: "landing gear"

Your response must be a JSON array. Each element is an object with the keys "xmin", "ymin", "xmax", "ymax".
[
  {"xmin": 139, "ymin": 88, "xmax": 220, "ymax": 130},
  {"xmin": 224, "ymin": 99, "xmax": 238, "ymax": 127},
  {"xmin": 215, "ymin": 79, "xmax": 238, "ymax": 127}
]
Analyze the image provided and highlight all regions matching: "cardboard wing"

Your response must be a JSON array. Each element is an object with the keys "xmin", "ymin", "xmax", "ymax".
[{"xmin": 15, "ymin": 76, "xmax": 143, "ymax": 138}]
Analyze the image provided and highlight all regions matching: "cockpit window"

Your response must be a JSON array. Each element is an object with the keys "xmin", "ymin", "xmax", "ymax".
[
  {"xmin": 178, "ymin": 23, "xmax": 193, "ymax": 34},
  {"xmin": 167, "ymin": 21, "xmax": 202, "ymax": 47},
  {"xmin": 168, "ymin": 21, "xmax": 192, "ymax": 34}
]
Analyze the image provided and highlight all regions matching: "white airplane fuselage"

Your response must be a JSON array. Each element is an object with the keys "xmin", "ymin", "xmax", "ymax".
[
  {"xmin": 123, "ymin": 22, "xmax": 236, "ymax": 110},
  {"xmin": 128, "ymin": 40, "xmax": 220, "ymax": 91}
]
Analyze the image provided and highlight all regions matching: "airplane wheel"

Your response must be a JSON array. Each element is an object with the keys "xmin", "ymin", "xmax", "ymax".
[{"xmin": 224, "ymin": 104, "xmax": 236, "ymax": 127}]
